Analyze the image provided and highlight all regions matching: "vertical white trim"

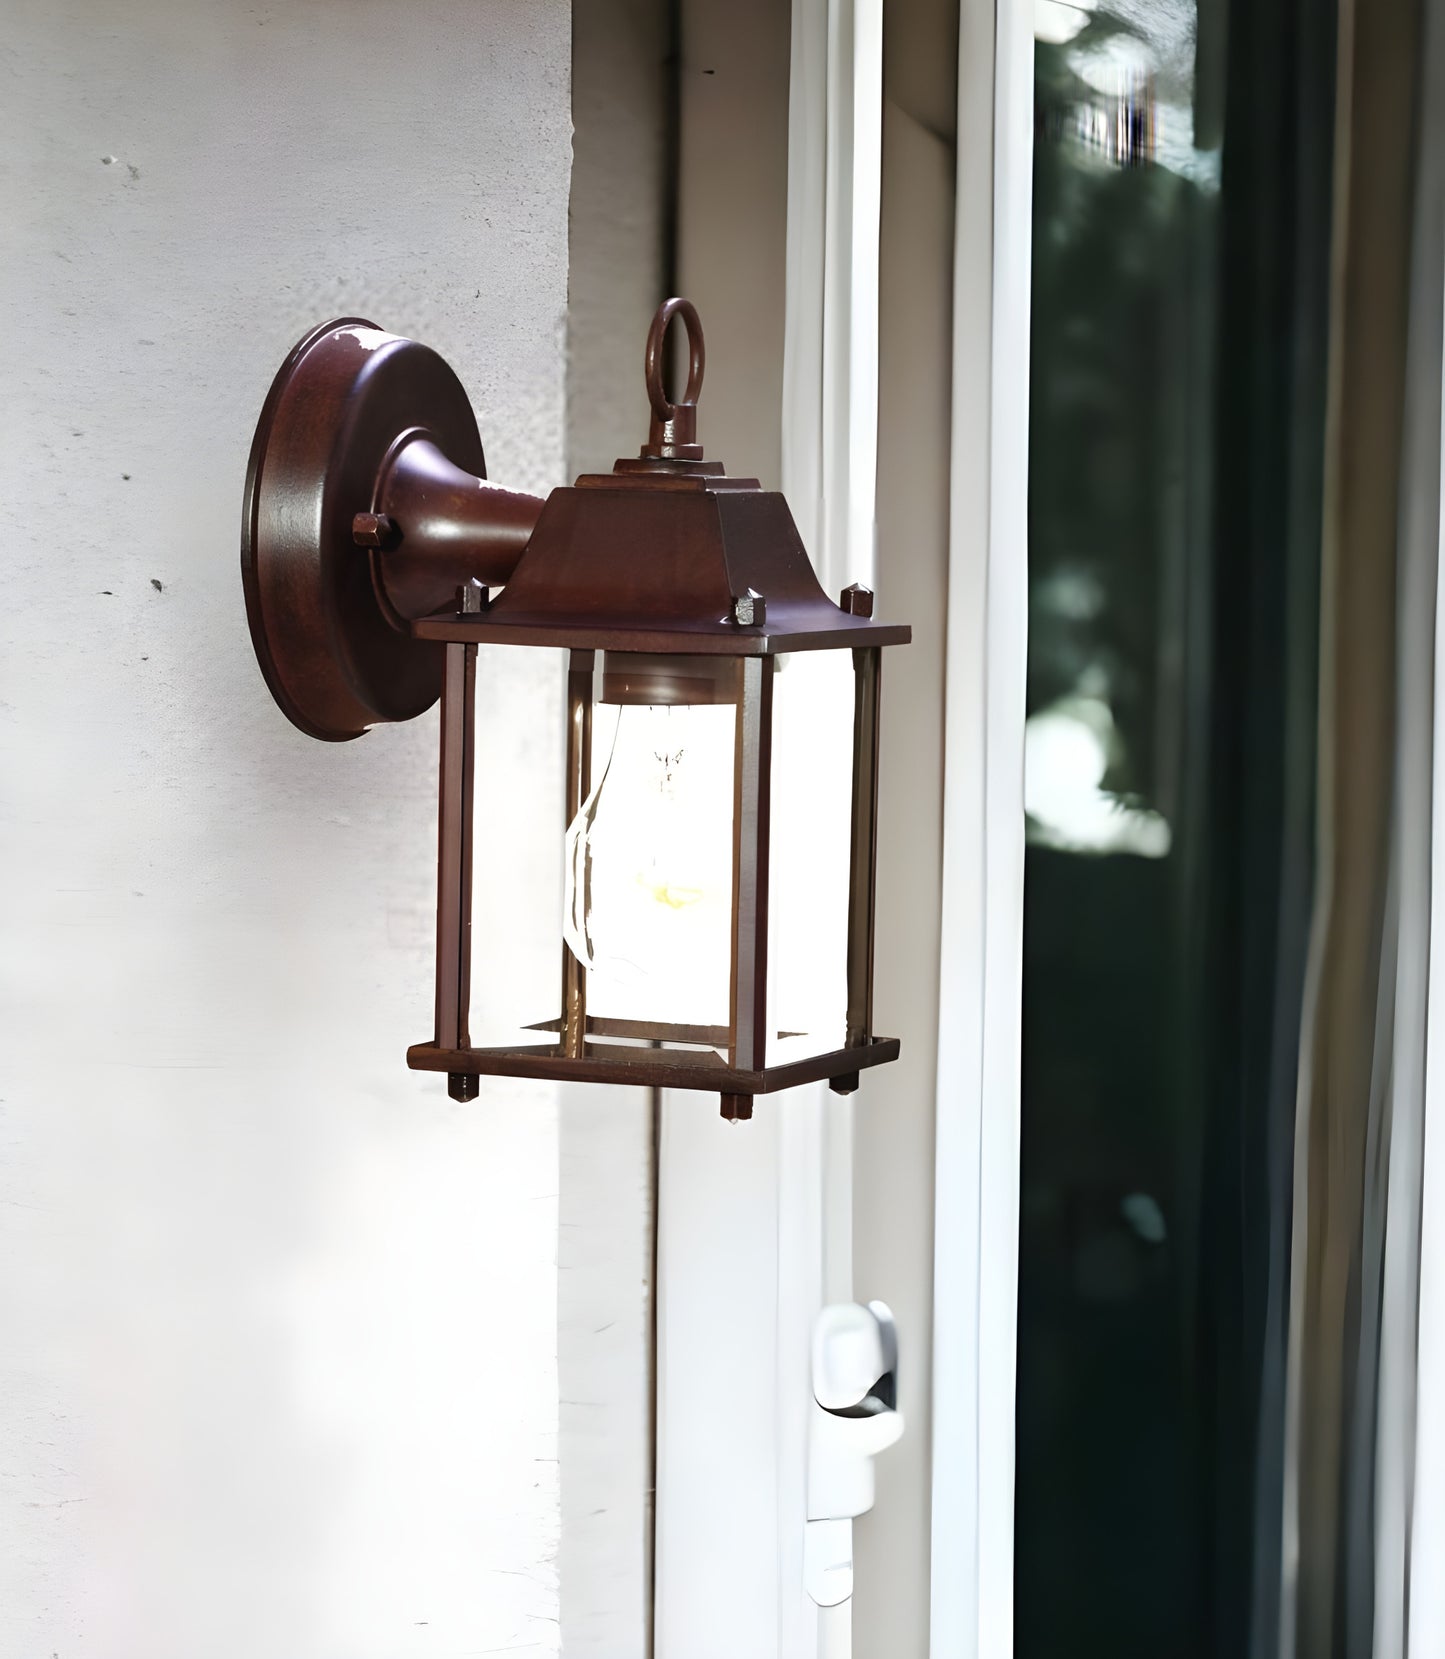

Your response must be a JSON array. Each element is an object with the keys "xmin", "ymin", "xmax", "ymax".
[
  {"xmin": 929, "ymin": 1, "xmax": 1032, "ymax": 1655},
  {"xmin": 783, "ymin": 4, "xmax": 884, "ymax": 1655},
  {"xmin": 653, "ymin": 1104, "xmax": 785, "ymax": 1659},
  {"xmin": 784, "ymin": 0, "xmax": 883, "ymax": 595},
  {"xmin": 978, "ymin": 4, "xmax": 1032, "ymax": 1653},
  {"xmin": 781, "ymin": 0, "xmax": 886, "ymax": 1405},
  {"xmin": 783, "ymin": 0, "xmax": 827, "ymax": 559},
  {"xmin": 828, "ymin": 0, "xmax": 883, "ymax": 590}
]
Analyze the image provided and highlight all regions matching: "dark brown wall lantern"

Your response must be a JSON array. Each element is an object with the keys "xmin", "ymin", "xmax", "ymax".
[{"xmin": 242, "ymin": 299, "xmax": 910, "ymax": 1118}]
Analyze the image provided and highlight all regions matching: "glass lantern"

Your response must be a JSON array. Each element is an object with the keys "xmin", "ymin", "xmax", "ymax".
[{"xmin": 240, "ymin": 296, "xmax": 909, "ymax": 1117}]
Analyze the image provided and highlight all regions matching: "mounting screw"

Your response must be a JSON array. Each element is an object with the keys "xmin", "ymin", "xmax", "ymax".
[
  {"xmin": 448, "ymin": 1072, "xmax": 480, "ymax": 1102},
  {"xmin": 839, "ymin": 583, "xmax": 874, "ymax": 618},
  {"xmin": 732, "ymin": 591, "xmax": 766, "ymax": 627},
  {"xmin": 352, "ymin": 511, "xmax": 394, "ymax": 548}
]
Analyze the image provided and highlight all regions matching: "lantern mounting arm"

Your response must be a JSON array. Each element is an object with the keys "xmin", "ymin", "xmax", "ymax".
[{"xmin": 355, "ymin": 429, "xmax": 544, "ymax": 625}]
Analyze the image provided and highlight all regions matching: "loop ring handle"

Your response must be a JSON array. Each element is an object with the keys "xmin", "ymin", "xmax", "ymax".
[
  {"xmin": 645, "ymin": 297, "xmax": 705, "ymax": 420},
  {"xmin": 642, "ymin": 297, "xmax": 706, "ymax": 459}
]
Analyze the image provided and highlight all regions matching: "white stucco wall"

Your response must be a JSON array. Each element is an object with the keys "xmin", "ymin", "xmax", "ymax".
[{"xmin": 0, "ymin": 4, "xmax": 571, "ymax": 1655}]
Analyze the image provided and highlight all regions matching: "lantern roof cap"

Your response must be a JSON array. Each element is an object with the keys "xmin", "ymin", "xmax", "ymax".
[{"xmin": 414, "ymin": 299, "xmax": 910, "ymax": 657}]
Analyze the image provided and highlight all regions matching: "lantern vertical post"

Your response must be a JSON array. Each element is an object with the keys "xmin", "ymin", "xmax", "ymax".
[
  {"xmin": 435, "ymin": 637, "xmax": 478, "ymax": 1100},
  {"xmin": 843, "ymin": 645, "xmax": 882, "ymax": 1055},
  {"xmin": 725, "ymin": 655, "xmax": 775, "ymax": 1118},
  {"xmin": 561, "ymin": 650, "xmax": 595, "ymax": 1058}
]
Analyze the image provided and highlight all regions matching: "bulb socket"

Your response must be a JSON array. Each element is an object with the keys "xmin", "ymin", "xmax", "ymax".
[{"xmin": 598, "ymin": 652, "xmax": 741, "ymax": 707}]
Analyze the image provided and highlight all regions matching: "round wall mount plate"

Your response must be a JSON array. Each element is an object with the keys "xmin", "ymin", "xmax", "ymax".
[{"xmin": 241, "ymin": 317, "xmax": 488, "ymax": 741}]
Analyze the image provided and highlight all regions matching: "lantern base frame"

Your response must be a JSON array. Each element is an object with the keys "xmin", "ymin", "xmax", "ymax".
[{"xmin": 405, "ymin": 1035, "xmax": 901, "ymax": 1109}]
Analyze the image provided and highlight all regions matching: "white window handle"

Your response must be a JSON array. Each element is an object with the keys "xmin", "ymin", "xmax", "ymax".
[{"xmin": 805, "ymin": 1300, "xmax": 905, "ymax": 1606}]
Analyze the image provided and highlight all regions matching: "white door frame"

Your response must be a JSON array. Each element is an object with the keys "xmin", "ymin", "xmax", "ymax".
[{"xmin": 929, "ymin": 3, "xmax": 1033, "ymax": 1655}]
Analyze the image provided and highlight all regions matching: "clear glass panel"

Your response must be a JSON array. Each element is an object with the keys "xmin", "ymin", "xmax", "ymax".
[
  {"xmin": 1018, "ymin": 0, "xmax": 1331, "ymax": 1652},
  {"xmin": 467, "ymin": 644, "xmax": 567, "ymax": 1051},
  {"xmin": 1022, "ymin": 18, "xmax": 1224, "ymax": 1650},
  {"xmin": 563, "ymin": 666, "xmax": 737, "ymax": 1036},
  {"xmin": 766, "ymin": 650, "xmax": 854, "ymax": 1066}
]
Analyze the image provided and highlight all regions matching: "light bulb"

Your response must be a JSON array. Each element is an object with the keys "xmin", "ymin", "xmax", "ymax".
[{"xmin": 563, "ymin": 697, "xmax": 736, "ymax": 1031}]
